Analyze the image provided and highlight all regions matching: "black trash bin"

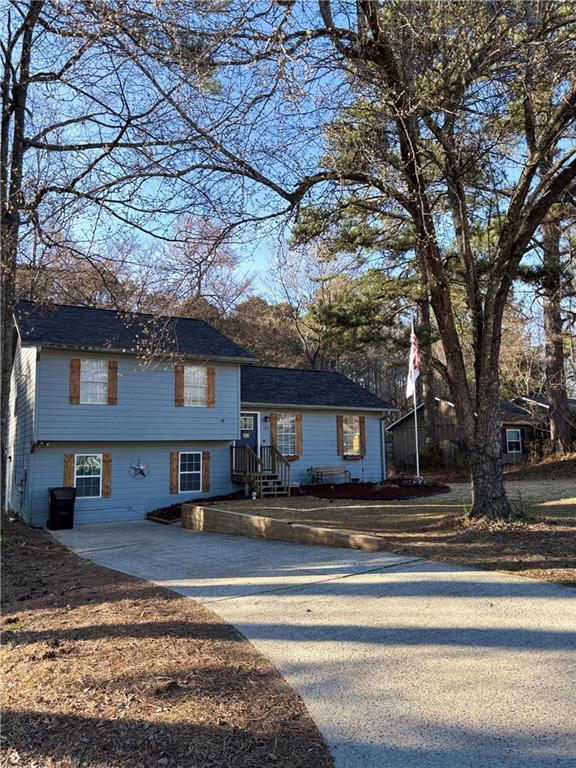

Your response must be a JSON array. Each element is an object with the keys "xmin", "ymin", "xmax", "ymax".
[{"xmin": 47, "ymin": 487, "xmax": 77, "ymax": 530}]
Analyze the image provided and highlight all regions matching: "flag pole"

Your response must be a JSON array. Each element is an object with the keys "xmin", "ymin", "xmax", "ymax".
[
  {"xmin": 406, "ymin": 316, "xmax": 421, "ymax": 480},
  {"xmin": 413, "ymin": 364, "xmax": 420, "ymax": 479}
]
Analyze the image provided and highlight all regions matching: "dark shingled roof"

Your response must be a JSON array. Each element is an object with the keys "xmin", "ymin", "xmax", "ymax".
[
  {"xmin": 519, "ymin": 393, "xmax": 576, "ymax": 411},
  {"xmin": 499, "ymin": 400, "xmax": 540, "ymax": 424},
  {"xmin": 241, "ymin": 365, "xmax": 396, "ymax": 411},
  {"xmin": 388, "ymin": 398, "xmax": 539, "ymax": 430},
  {"xmin": 14, "ymin": 301, "xmax": 255, "ymax": 361}
]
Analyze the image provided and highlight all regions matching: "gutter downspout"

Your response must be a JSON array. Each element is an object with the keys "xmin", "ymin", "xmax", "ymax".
[{"xmin": 380, "ymin": 415, "xmax": 387, "ymax": 481}]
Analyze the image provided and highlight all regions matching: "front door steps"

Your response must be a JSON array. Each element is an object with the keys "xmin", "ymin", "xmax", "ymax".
[{"xmin": 231, "ymin": 445, "xmax": 291, "ymax": 499}]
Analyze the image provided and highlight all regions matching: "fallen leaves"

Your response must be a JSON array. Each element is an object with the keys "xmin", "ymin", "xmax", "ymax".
[{"xmin": 1, "ymin": 517, "xmax": 332, "ymax": 768}]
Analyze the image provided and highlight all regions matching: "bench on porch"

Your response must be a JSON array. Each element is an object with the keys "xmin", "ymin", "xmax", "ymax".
[{"xmin": 310, "ymin": 466, "xmax": 351, "ymax": 485}]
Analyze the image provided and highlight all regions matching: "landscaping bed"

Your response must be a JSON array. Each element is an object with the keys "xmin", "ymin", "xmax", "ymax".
[
  {"xmin": 147, "ymin": 491, "xmax": 245, "ymax": 523},
  {"xmin": 213, "ymin": 485, "xmax": 576, "ymax": 586},
  {"xmin": 301, "ymin": 480, "xmax": 450, "ymax": 500},
  {"xmin": 1, "ymin": 516, "xmax": 333, "ymax": 768}
]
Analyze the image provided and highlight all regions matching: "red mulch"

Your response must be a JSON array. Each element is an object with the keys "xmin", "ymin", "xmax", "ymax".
[{"xmin": 301, "ymin": 481, "xmax": 451, "ymax": 500}]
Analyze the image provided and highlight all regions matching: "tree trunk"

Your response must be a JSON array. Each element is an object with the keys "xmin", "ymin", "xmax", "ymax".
[
  {"xmin": 467, "ymin": 444, "xmax": 512, "ymax": 519},
  {"xmin": 466, "ymin": 379, "xmax": 514, "ymax": 519},
  {"xmin": 415, "ymin": 251, "xmax": 440, "ymax": 450},
  {"xmin": 0, "ymin": 235, "xmax": 17, "ymax": 506},
  {"xmin": 1, "ymin": 2, "xmax": 44, "ymax": 502},
  {"xmin": 541, "ymin": 212, "xmax": 572, "ymax": 454},
  {"xmin": 417, "ymin": 305, "xmax": 440, "ymax": 450}
]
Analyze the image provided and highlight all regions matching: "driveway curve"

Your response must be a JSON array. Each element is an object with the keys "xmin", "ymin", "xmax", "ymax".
[{"xmin": 53, "ymin": 522, "xmax": 576, "ymax": 768}]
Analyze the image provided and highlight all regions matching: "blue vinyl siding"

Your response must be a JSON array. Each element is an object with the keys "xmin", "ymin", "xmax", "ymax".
[
  {"xmin": 6, "ymin": 341, "xmax": 37, "ymax": 521},
  {"xmin": 35, "ymin": 350, "xmax": 241, "ymax": 442},
  {"xmin": 258, "ymin": 409, "xmax": 385, "ymax": 484},
  {"xmin": 28, "ymin": 441, "xmax": 236, "ymax": 526}
]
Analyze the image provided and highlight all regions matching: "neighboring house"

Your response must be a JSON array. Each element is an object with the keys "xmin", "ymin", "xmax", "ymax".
[
  {"xmin": 5, "ymin": 301, "xmax": 396, "ymax": 526},
  {"xmin": 515, "ymin": 394, "xmax": 576, "ymax": 442},
  {"xmin": 387, "ymin": 397, "xmax": 540, "ymax": 470}
]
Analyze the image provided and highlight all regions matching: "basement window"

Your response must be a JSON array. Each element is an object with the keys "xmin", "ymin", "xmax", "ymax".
[
  {"xmin": 75, "ymin": 454, "xmax": 102, "ymax": 498},
  {"xmin": 179, "ymin": 452, "xmax": 202, "ymax": 492}
]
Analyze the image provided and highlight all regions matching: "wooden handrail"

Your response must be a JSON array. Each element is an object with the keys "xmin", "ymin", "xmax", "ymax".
[
  {"xmin": 263, "ymin": 445, "xmax": 291, "ymax": 493},
  {"xmin": 231, "ymin": 445, "xmax": 262, "ymax": 478},
  {"xmin": 231, "ymin": 444, "xmax": 291, "ymax": 497}
]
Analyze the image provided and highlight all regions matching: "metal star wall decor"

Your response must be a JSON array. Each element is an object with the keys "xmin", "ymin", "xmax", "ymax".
[{"xmin": 129, "ymin": 459, "xmax": 150, "ymax": 478}]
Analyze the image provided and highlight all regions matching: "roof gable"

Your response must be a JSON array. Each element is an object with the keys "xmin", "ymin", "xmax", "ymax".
[
  {"xmin": 241, "ymin": 365, "xmax": 396, "ymax": 411},
  {"xmin": 14, "ymin": 301, "xmax": 254, "ymax": 362}
]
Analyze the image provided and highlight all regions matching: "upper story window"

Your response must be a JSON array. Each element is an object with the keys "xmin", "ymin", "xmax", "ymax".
[
  {"xmin": 343, "ymin": 415, "xmax": 361, "ymax": 455},
  {"xmin": 277, "ymin": 414, "xmax": 296, "ymax": 456},
  {"xmin": 71, "ymin": 358, "xmax": 116, "ymax": 406},
  {"xmin": 184, "ymin": 365, "xmax": 208, "ymax": 406},
  {"xmin": 506, "ymin": 428, "xmax": 522, "ymax": 453},
  {"xmin": 80, "ymin": 360, "xmax": 108, "ymax": 404}
]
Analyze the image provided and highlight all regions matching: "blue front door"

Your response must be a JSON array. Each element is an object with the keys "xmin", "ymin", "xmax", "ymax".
[{"xmin": 237, "ymin": 412, "xmax": 258, "ymax": 454}]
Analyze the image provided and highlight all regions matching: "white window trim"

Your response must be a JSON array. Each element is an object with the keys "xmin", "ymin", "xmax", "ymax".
[
  {"xmin": 80, "ymin": 359, "xmax": 108, "ymax": 405},
  {"xmin": 183, "ymin": 364, "xmax": 208, "ymax": 407},
  {"xmin": 178, "ymin": 450, "xmax": 202, "ymax": 493},
  {"xmin": 277, "ymin": 413, "xmax": 297, "ymax": 456},
  {"xmin": 343, "ymin": 415, "xmax": 361, "ymax": 456},
  {"xmin": 506, "ymin": 428, "xmax": 522, "ymax": 454},
  {"xmin": 74, "ymin": 453, "xmax": 102, "ymax": 498}
]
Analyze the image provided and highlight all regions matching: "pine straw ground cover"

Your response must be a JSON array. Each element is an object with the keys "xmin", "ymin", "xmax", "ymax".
[{"xmin": 1, "ymin": 518, "xmax": 332, "ymax": 768}]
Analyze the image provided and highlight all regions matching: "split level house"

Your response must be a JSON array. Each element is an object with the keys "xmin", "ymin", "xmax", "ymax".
[{"xmin": 6, "ymin": 301, "xmax": 397, "ymax": 526}]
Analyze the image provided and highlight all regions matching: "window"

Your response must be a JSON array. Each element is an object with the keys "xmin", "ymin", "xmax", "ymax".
[
  {"xmin": 343, "ymin": 415, "xmax": 361, "ymax": 455},
  {"xmin": 179, "ymin": 452, "xmax": 202, "ymax": 492},
  {"xmin": 75, "ymin": 454, "xmax": 102, "ymax": 497},
  {"xmin": 506, "ymin": 428, "xmax": 522, "ymax": 453},
  {"xmin": 183, "ymin": 365, "xmax": 207, "ymax": 406},
  {"xmin": 277, "ymin": 414, "xmax": 296, "ymax": 456},
  {"xmin": 240, "ymin": 415, "xmax": 254, "ymax": 430},
  {"xmin": 80, "ymin": 359, "xmax": 108, "ymax": 404}
]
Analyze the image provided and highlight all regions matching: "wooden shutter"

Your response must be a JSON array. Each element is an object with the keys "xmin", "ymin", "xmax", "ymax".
[
  {"xmin": 207, "ymin": 367, "xmax": 215, "ymax": 408},
  {"xmin": 64, "ymin": 454, "xmax": 75, "ymax": 486},
  {"xmin": 295, "ymin": 414, "xmax": 303, "ymax": 457},
  {"xmin": 69, "ymin": 359, "xmax": 80, "ymax": 404},
  {"xmin": 102, "ymin": 453, "xmax": 112, "ymax": 497},
  {"xmin": 107, "ymin": 361, "xmax": 118, "ymax": 405},
  {"xmin": 202, "ymin": 451, "xmax": 211, "ymax": 492},
  {"xmin": 175, "ymin": 364, "xmax": 184, "ymax": 407},
  {"xmin": 270, "ymin": 413, "xmax": 278, "ymax": 446},
  {"xmin": 336, "ymin": 415, "xmax": 344, "ymax": 455},
  {"xmin": 359, "ymin": 416, "xmax": 366, "ymax": 456},
  {"xmin": 170, "ymin": 451, "xmax": 179, "ymax": 493}
]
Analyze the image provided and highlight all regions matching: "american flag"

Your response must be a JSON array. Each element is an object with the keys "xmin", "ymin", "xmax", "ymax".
[{"xmin": 405, "ymin": 321, "xmax": 421, "ymax": 399}]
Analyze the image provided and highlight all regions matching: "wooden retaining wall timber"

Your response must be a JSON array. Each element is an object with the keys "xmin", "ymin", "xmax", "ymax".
[{"xmin": 181, "ymin": 504, "xmax": 388, "ymax": 552}]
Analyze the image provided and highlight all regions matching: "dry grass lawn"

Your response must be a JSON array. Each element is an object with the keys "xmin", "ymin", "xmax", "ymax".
[
  {"xmin": 211, "ymin": 479, "xmax": 576, "ymax": 587},
  {"xmin": 1, "ymin": 517, "xmax": 333, "ymax": 768}
]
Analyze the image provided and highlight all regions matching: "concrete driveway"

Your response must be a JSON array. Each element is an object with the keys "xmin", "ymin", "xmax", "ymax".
[{"xmin": 53, "ymin": 522, "xmax": 576, "ymax": 768}]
